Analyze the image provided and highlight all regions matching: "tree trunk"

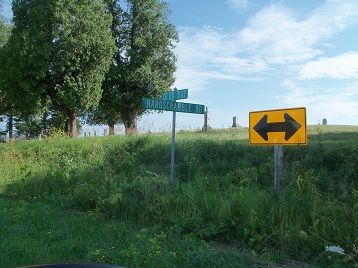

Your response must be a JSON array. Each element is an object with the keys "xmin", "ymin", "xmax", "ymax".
[
  {"xmin": 8, "ymin": 115, "xmax": 13, "ymax": 139},
  {"xmin": 123, "ymin": 110, "xmax": 138, "ymax": 135},
  {"xmin": 42, "ymin": 111, "xmax": 48, "ymax": 134},
  {"xmin": 68, "ymin": 111, "xmax": 77, "ymax": 138},
  {"xmin": 108, "ymin": 123, "xmax": 115, "ymax": 135},
  {"xmin": 64, "ymin": 118, "xmax": 69, "ymax": 134}
]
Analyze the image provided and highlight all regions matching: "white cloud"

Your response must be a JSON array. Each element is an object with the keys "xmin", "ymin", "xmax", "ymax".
[
  {"xmin": 174, "ymin": 26, "xmax": 271, "ymax": 91},
  {"xmin": 281, "ymin": 80, "xmax": 358, "ymax": 124},
  {"xmin": 237, "ymin": 1, "xmax": 358, "ymax": 64},
  {"xmin": 228, "ymin": 0, "xmax": 248, "ymax": 11},
  {"xmin": 299, "ymin": 52, "xmax": 358, "ymax": 79},
  {"xmin": 174, "ymin": 0, "xmax": 358, "ymax": 91}
]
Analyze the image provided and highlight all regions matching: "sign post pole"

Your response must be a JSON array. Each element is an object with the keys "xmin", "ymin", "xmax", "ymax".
[
  {"xmin": 142, "ymin": 88, "xmax": 205, "ymax": 191},
  {"xmin": 169, "ymin": 88, "xmax": 177, "ymax": 190},
  {"xmin": 274, "ymin": 145, "xmax": 283, "ymax": 195}
]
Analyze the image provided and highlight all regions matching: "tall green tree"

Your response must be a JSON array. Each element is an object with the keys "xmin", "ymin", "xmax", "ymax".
[
  {"xmin": 1, "ymin": 0, "xmax": 116, "ymax": 137},
  {"xmin": 97, "ymin": 0, "xmax": 178, "ymax": 134},
  {"xmin": 0, "ymin": 13, "xmax": 11, "ymax": 47},
  {"xmin": 0, "ymin": 1, "xmax": 13, "ymax": 137}
]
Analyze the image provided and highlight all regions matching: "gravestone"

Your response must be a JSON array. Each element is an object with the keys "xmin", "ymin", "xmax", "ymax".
[
  {"xmin": 202, "ymin": 107, "xmax": 210, "ymax": 131},
  {"xmin": 232, "ymin": 116, "xmax": 238, "ymax": 127}
]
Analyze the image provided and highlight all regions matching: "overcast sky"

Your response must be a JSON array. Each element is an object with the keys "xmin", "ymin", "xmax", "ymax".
[{"xmin": 2, "ymin": 0, "xmax": 358, "ymax": 133}]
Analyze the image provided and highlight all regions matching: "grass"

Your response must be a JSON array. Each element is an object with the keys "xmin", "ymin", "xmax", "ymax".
[
  {"xmin": 0, "ymin": 125, "xmax": 357, "ymax": 267},
  {"xmin": 0, "ymin": 199, "xmax": 253, "ymax": 267}
]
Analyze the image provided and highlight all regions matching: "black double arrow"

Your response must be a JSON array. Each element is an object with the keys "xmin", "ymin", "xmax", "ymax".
[{"xmin": 254, "ymin": 113, "xmax": 301, "ymax": 141}]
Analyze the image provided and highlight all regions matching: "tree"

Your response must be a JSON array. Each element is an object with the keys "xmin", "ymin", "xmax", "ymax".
[
  {"xmin": 96, "ymin": 0, "xmax": 178, "ymax": 134},
  {"xmin": 1, "ymin": 0, "xmax": 116, "ymax": 137},
  {"xmin": 14, "ymin": 111, "xmax": 83, "ymax": 139},
  {"xmin": 0, "ymin": 12, "xmax": 11, "ymax": 47},
  {"xmin": 0, "ymin": 1, "xmax": 13, "ymax": 138}
]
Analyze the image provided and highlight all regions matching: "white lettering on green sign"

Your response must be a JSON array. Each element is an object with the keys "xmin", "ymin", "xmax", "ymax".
[
  {"xmin": 161, "ymin": 89, "xmax": 188, "ymax": 101},
  {"xmin": 143, "ymin": 98, "xmax": 205, "ymax": 114}
]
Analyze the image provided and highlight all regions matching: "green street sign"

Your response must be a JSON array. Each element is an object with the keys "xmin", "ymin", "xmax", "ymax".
[
  {"xmin": 143, "ymin": 87, "xmax": 206, "ymax": 191},
  {"xmin": 160, "ymin": 89, "xmax": 188, "ymax": 101},
  {"xmin": 143, "ymin": 98, "xmax": 205, "ymax": 114}
]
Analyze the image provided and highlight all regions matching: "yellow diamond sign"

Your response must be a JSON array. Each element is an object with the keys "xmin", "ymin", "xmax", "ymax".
[{"xmin": 249, "ymin": 107, "xmax": 307, "ymax": 145}]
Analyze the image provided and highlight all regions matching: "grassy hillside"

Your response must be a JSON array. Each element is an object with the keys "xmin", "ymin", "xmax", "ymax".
[{"xmin": 0, "ymin": 126, "xmax": 357, "ymax": 267}]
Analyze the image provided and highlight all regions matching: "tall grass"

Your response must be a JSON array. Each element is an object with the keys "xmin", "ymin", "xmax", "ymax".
[{"xmin": 0, "ymin": 128, "xmax": 357, "ymax": 266}]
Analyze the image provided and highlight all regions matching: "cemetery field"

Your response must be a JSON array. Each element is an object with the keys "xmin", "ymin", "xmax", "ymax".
[{"xmin": 0, "ymin": 125, "xmax": 357, "ymax": 267}]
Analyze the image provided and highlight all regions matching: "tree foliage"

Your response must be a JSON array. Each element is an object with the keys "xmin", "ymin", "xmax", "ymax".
[
  {"xmin": 0, "ymin": 2, "xmax": 13, "ymax": 136},
  {"xmin": 95, "ymin": 0, "xmax": 178, "ymax": 134},
  {"xmin": 0, "ymin": 0, "xmax": 178, "ymax": 137},
  {"xmin": 0, "ymin": 0, "xmax": 116, "ymax": 137},
  {"xmin": 0, "ymin": 16, "xmax": 11, "ymax": 48}
]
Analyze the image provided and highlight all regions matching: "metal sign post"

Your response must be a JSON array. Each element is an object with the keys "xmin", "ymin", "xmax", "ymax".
[
  {"xmin": 142, "ymin": 88, "xmax": 205, "ymax": 190},
  {"xmin": 169, "ymin": 88, "xmax": 177, "ymax": 190},
  {"xmin": 274, "ymin": 145, "xmax": 283, "ymax": 195}
]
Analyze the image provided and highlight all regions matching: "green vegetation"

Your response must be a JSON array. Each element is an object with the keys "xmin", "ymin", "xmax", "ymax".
[
  {"xmin": 93, "ymin": 0, "xmax": 178, "ymax": 134},
  {"xmin": 0, "ymin": 126, "xmax": 357, "ymax": 267},
  {"xmin": 0, "ymin": 13, "xmax": 10, "ymax": 48},
  {"xmin": 0, "ymin": 0, "xmax": 12, "ymax": 131},
  {"xmin": 1, "ymin": 0, "xmax": 115, "ymax": 137},
  {"xmin": 0, "ymin": 0, "xmax": 178, "ymax": 137}
]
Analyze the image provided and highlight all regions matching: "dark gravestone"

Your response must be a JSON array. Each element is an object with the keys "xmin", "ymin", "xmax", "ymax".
[{"xmin": 232, "ymin": 116, "xmax": 238, "ymax": 128}]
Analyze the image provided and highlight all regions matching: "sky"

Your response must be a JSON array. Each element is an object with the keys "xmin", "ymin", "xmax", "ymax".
[{"xmin": 1, "ymin": 0, "xmax": 358, "ymax": 134}]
